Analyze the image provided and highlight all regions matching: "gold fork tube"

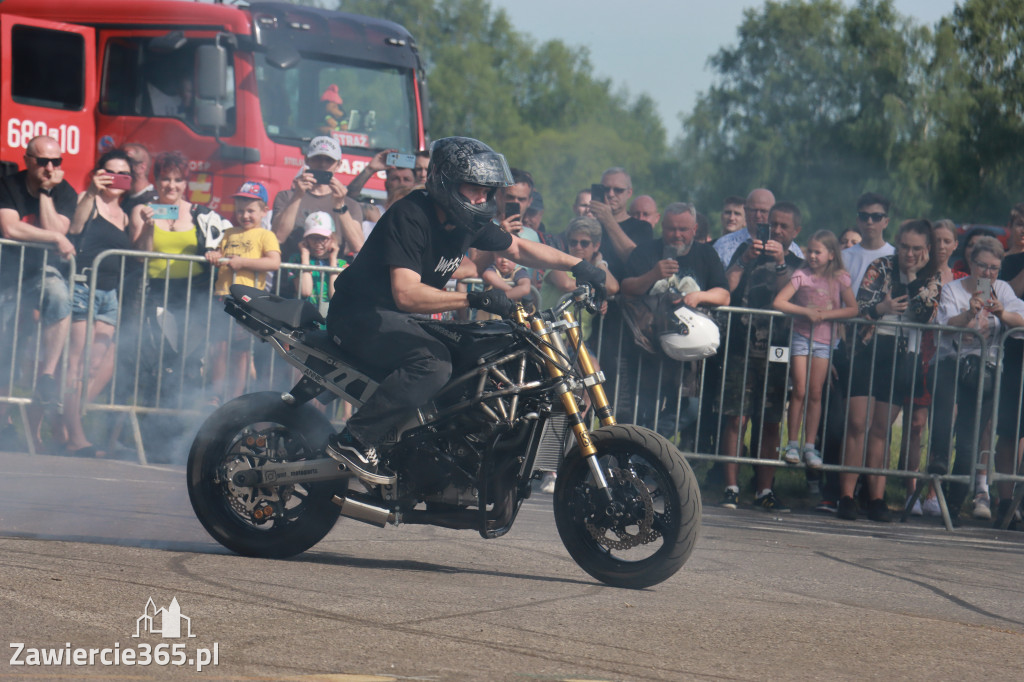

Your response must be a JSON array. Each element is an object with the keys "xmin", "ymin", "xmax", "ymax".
[
  {"xmin": 530, "ymin": 317, "xmax": 598, "ymax": 457},
  {"xmin": 562, "ymin": 311, "xmax": 616, "ymax": 427}
]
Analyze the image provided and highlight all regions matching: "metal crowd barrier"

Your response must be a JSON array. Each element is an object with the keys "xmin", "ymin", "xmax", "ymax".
[
  {"xmin": 590, "ymin": 303, "xmax": 998, "ymax": 530},
  {"xmin": 0, "ymin": 238, "xmax": 76, "ymax": 456},
  {"xmin": 6, "ymin": 242, "xmax": 1021, "ymax": 527}
]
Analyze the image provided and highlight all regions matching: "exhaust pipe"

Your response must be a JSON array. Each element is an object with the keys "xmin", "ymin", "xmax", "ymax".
[{"xmin": 332, "ymin": 495, "xmax": 395, "ymax": 528}]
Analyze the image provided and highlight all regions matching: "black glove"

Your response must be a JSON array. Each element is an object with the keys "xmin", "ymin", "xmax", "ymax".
[
  {"xmin": 571, "ymin": 259, "xmax": 607, "ymax": 300},
  {"xmin": 467, "ymin": 290, "xmax": 515, "ymax": 318}
]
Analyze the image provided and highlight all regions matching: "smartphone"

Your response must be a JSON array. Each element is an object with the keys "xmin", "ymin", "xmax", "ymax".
[
  {"xmin": 149, "ymin": 203, "xmax": 179, "ymax": 221},
  {"xmin": 310, "ymin": 169, "xmax": 334, "ymax": 185},
  {"xmin": 590, "ymin": 183, "xmax": 607, "ymax": 204},
  {"xmin": 108, "ymin": 172, "xmax": 132, "ymax": 190},
  {"xmin": 756, "ymin": 223, "xmax": 770, "ymax": 245},
  {"xmin": 890, "ymin": 281, "xmax": 908, "ymax": 299},
  {"xmin": 977, "ymin": 277, "xmax": 992, "ymax": 300},
  {"xmin": 505, "ymin": 201, "xmax": 520, "ymax": 218},
  {"xmin": 385, "ymin": 152, "xmax": 417, "ymax": 169}
]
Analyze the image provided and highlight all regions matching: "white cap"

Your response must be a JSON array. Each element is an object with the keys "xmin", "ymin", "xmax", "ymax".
[
  {"xmin": 306, "ymin": 136, "xmax": 342, "ymax": 161},
  {"xmin": 303, "ymin": 211, "xmax": 335, "ymax": 238}
]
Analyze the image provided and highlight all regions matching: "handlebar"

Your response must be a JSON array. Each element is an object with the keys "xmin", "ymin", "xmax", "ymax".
[{"xmin": 551, "ymin": 284, "xmax": 598, "ymax": 318}]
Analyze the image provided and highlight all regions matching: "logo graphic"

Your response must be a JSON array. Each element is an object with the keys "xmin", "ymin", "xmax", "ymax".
[{"xmin": 134, "ymin": 598, "xmax": 195, "ymax": 639}]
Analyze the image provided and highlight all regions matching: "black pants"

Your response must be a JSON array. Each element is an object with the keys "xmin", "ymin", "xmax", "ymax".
[
  {"xmin": 327, "ymin": 307, "xmax": 452, "ymax": 447},
  {"xmin": 929, "ymin": 356, "xmax": 991, "ymax": 510}
]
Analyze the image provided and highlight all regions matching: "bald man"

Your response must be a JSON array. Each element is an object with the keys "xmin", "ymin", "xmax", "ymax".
[{"xmin": 627, "ymin": 195, "xmax": 660, "ymax": 227}]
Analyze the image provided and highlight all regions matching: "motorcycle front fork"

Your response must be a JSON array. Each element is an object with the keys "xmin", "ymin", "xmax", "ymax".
[{"xmin": 519, "ymin": 307, "xmax": 616, "ymax": 499}]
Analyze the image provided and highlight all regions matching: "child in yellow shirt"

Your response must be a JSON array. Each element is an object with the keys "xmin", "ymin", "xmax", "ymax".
[{"xmin": 204, "ymin": 181, "xmax": 281, "ymax": 403}]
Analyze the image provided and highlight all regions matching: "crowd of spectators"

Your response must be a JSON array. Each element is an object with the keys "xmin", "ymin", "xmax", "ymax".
[{"xmin": 1, "ymin": 134, "xmax": 1023, "ymax": 529}]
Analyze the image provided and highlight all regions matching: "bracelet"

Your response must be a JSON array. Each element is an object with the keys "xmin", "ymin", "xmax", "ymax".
[{"xmin": 332, "ymin": 205, "xmax": 348, "ymax": 214}]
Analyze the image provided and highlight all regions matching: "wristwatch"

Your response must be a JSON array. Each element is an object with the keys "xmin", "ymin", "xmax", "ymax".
[
  {"xmin": 39, "ymin": 187, "xmax": 53, "ymax": 197},
  {"xmin": 332, "ymin": 205, "xmax": 348, "ymax": 214}
]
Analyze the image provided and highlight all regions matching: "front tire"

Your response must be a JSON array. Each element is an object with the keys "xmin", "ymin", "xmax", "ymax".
[
  {"xmin": 187, "ymin": 392, "xmax": 343, "ymax": 558},
  {"xmin": 554, "ymin": 424, "xmax": 701, "ymax": 589}
]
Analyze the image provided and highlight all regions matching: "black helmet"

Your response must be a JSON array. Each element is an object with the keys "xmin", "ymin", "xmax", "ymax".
[{"xmin": 426, "ymin": 137, "xmax": 513, "ymax": 233}]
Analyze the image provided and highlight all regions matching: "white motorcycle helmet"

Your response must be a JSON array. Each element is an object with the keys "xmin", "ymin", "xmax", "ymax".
[{"xmin": 658, "ymin": 304, "xmax": 720, "ymax": 361}]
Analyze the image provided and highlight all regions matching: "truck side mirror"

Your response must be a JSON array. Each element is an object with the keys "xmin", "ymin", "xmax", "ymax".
[{"xmin": 195, "ymin": 44, "xmax": 228, "ymax": 100}]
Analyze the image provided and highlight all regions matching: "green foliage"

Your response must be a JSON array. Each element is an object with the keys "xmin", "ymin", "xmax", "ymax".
[{"xmin": 335, "ymin": 0, "xmax": 668, "ymax": 231}]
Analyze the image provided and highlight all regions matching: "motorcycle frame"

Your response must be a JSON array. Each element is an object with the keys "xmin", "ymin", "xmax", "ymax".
[{"xmin": 224, "ymin": 288, "xmax": 619, "ymax": 531}]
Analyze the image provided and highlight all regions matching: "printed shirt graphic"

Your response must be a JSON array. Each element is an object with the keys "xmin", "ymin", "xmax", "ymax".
[{"xmin": 213, "ymin": 227, "xmax": 281, "ymax": 294}]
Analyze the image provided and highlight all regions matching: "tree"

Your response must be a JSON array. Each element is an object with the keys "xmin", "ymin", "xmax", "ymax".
[
  {"xmin": 335, "ymin": 0, "xmax": 670, "ymax": 231},
  {"xmin": 677, "ymin": 0, "xmax": 942, "ymax": 233}
]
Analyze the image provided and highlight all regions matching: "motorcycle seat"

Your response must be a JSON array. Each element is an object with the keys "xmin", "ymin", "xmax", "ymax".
[{"xmin": 229, "ymin": 284, "xmax": 324, "ymax": 329}]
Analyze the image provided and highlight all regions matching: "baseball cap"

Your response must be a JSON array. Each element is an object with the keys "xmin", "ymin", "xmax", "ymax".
[
  {"xmin": 307, "ymin": 136, "xmax": 342, "ymax": 161},
  {"xmin": 233, "ymin": 180, "xmax": 268, "ymax": 204},
  {"xmin": 303, "ymin": 211, "xmax": 335, "ymax": 238}
]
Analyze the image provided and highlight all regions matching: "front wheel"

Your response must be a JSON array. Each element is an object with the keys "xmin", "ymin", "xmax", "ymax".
[
  {"xmin": 554, "ymin": 424, "xmax": 701, "ymax": 589},
  {"xmin": 187, "ymin": 392, "xmax": 343, "ymax": 559}
]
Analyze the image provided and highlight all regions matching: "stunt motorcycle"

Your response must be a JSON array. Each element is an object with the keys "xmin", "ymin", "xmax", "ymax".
[{"xmin": 187, "ymin": 283, "xmax": 701, "ymax": 588}]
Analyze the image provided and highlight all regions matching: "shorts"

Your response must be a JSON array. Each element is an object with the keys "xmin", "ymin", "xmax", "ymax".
[
  {"xmin": 720, "ymin": 352, "xmax": 788, "ymax": 421},
  {"xmin": 211, "ymin": 296, "xmax": 251, "ymax": 350},
  {"xmin": 72, "ymin": 282, "xmax": 119, "ymax": 327},
  {"xmin": 790, "ymin": 332, "xmax": 834, "ymax": 359},
  {"xmin": 24, "ymin": 266, "xmax": 73, "ymax": 325},
  {"xmin": 848, "ymin": 334, "xmax": 922, "ymax": 405}
]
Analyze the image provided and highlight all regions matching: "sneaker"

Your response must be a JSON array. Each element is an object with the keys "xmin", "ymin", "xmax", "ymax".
[
  {"xmin": 721, "ymin": 488, "xmax": 739, "ymax": 509},
  {"xmin": 837, "ymin": 496, "xmax": 857, "ymax": 520},
  {"xmin": 921, "ymin": 496, "xmax": 942, "ymax": 517},
  {"xmin": 907, "ymin": 496, "xmax": 923, "ymax": 516},
  {"xmin": 782, "ymin": 445, "xmax": 801, "ymax": 465},
  {"xmin": 802, "ymin": 446, "xmax": 823, "ymax": 469},
  {"xmin": 325, "ymin": 430, "xmax": 395, "ymax": 486},
  {"xmin": 815, "ymin": 498, "xmax": 837, "ymax": 513},
  {"xmin": 867, "ymin": 498, "xmax": 892, "ymax": 523},
  {"xmin": 539, "ymin": 471, "xmax": 556, "ymax": 494},
  {"xmin": 972, "ymin": 493, "xmax": 992, "ymax": 520},
  {"xmin": 753, "ymin": 490, "xmax": 790, "ymax": 513}
]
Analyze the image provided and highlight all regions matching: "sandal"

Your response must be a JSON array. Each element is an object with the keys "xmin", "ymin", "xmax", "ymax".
[{"xmin": 67, "ymin": 445, "xmax": 106, "ymax": 458}]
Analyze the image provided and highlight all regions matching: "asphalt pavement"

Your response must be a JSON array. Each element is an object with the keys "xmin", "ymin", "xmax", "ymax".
[{"xmin": 1, "ymin": 450, "xmax": 1022, "ymax": 681}]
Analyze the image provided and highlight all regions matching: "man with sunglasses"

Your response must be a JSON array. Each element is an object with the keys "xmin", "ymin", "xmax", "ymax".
[
  {"xmin": 0, "ymin": 135, "xmax": 78, "ymax": 404},
  {"xmin": 588, "ymin": 167, "xmax": 653, "ymax": 280},
  {"xmin": 842, "ymin": 192, "xmax": 894, "ymax": 291}
]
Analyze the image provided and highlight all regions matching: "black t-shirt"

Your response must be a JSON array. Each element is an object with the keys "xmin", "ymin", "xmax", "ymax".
[
  {"xmin": 330, "ymin": 190, "xmax": 513, "ymax": 314},
  {"xmin": 1000, "ymin": 254, "xmax": 1024, "ymax": 358},
  {"xmin": 625, "ymin": 239, "xmax": 728, "ymax": 294},
  {"xmin": 603, "ymin": 216, "xmax": 653, "ymax": 281},
  {"xmin": 0, "ymin": 171, "xmax": 77, "ymax": 282}
]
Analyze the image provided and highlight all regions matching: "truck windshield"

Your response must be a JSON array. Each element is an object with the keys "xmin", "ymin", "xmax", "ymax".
[{"xmin": 256, "ymin": 55, "xmax": 417, "ymax": 153}]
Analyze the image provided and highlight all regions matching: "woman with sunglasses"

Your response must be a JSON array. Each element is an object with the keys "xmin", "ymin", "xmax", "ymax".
[
  {"xmin": 62, "ymin": 149, "xmax": 135, "ymax": 457},
  {"xmin": 928, "ymin": 237, "xmax": 1024, "ymax": 521}
]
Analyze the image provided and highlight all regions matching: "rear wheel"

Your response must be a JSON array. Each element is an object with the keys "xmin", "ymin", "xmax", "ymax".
[
  {"xmin": 187, "ymin": 392, "xmax": 344, "ymax": 558},
  {"xmin": 554, "ymin": 424, "xmax": 701, "ymax": 589}
]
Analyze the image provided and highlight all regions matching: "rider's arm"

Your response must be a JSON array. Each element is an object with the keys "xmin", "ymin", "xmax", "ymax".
[
  {"xmin": 391, "ymin": 266, "xmax": 473, "ymax": 314},
  {"xmin": 500, "ymin": 236, "xmax": 578, "ymax": 271}
]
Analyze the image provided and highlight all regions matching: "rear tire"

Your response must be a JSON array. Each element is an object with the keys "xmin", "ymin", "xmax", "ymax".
[
  {"xmin": 187, "ymin": 392, "xmax": 343, "ymax": 558},
  {"xmin": 554, "ymin": 424, "xmax": 701, "ymax": 589}
]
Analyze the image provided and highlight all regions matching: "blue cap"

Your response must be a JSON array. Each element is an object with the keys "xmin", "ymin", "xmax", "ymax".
[{"xmin": 234, "ymin": 180, "xmax": 268, "ymax": 204}]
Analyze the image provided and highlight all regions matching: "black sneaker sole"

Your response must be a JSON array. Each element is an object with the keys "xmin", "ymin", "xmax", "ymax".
[{"xmin": 325, "ymin": 445, "xmax": 395, "ymax": 486}]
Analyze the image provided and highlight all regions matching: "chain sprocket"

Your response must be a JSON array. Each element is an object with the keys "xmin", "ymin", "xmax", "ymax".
[{"xmin": 585, "ymin": 466, "xmax": 660, "ymax": 550}]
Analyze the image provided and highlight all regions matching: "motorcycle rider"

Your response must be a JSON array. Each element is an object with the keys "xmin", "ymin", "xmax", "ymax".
[{"xmin": 324, "ymin": 137, "xmax": 606, "ymax": 484}]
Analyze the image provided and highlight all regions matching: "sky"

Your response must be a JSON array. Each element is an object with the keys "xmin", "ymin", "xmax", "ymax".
[{"xmin": 491, "ymin": 0, "xmax": 960, "ymax": 141}]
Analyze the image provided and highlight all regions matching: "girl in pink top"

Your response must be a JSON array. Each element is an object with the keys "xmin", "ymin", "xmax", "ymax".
[{"xmin": 774, "ymin": 230, "xmax": 859, "ymax": 467}]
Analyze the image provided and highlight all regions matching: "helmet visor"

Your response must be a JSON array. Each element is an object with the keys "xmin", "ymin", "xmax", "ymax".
[{"xmin": 467, "ymin": 151, "xmax": 514, "ymax": 188}]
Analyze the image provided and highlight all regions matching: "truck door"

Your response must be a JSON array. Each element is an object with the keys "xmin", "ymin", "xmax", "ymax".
[{"xmin": 0, "ymin": 14, "xmax": 95, "ymax": 183}]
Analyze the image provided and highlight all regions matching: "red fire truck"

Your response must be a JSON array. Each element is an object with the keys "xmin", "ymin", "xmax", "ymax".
[{"xmin": 0, "ymin": 0, "xmax": 428, "ymax": 211}]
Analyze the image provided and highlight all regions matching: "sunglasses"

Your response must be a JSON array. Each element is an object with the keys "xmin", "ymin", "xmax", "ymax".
[
  {"xmin": 601, "ymin": 185, "xmax": 628, "ymax": 195},
  {"xmin": 568, "ymin": 238, "xmax": 592, "ymax": 248},
  {"xmin": 28, "ymin": 154, "xmax": 63, "ymax": 167},
  {"xmin": 857, "ymin": 211, "xmax": 887, "ymax": 223}
]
